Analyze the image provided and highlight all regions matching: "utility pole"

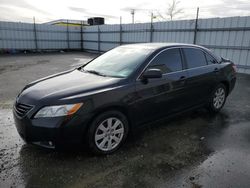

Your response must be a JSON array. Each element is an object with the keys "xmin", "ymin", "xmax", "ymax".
[
  {"xmin": 193, "ymin": 7, "xmax": 199, "ymax": 44},
  {"xmin": 131, "ymin": 9, "xmax": 135, "ymax": 24}
]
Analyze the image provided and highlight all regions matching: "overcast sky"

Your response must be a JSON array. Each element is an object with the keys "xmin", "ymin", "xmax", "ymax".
[{"xmin": 0, "ymin": 0, "xmax": 250, "ymax": 24}]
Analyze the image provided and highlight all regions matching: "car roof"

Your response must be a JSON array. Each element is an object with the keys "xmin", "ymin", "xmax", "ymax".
[
  {"xmin": 119, "ymin": 43, "xmax": 222, "ymax": 62},
  {"xmin": 120, "ymin": 43, "xmax": 207, "ymax": 51}
]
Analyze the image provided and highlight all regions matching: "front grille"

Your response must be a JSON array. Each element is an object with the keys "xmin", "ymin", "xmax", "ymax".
[{"xmin": 14, "ymin": 103, "xmax": 33, "ymax": 118}]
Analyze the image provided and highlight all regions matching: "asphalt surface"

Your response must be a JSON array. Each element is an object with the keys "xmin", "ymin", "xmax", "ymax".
[{"xmin": 0, "ymin": 52, "xmax": 250, "ymax": 188}]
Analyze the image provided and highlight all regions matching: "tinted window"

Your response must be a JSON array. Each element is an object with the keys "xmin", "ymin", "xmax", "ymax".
[
  {"xmin": 183, "ymin": 48, "xmax": 207, "ymax": 68},
  {"xmin": 205, "ymin": 53, "xmax": 217, "ymax": 64},
  {"xmin": 148, "ymin": 49, "xmax": 182, "ymax": 74}
]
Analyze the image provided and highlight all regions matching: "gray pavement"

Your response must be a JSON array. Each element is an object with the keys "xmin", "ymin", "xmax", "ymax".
[{"xmin": 0, "ymin": 52, "xmax": 250, "ymax": 188}]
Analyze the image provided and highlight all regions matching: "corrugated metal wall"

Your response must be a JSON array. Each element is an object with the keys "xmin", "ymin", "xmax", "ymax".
[
  {"xmin": 0, "ymin": 16, "xmax": 250, "ymax": 73},
  {"xmin": 0, "ymin": 21, "xmax": 81, "ymax": 50},
  {"xmin": 83, "ymin": 16, "xmax": 250, "ymax": 74}
]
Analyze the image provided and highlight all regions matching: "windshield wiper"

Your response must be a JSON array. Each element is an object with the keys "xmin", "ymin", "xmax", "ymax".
[{"xmin": 82, "ymin": 69, "xmax": 107, "ymax": 77}]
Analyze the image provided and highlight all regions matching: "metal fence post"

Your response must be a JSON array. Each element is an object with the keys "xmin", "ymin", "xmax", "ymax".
[
  {"xmin": 119, "ymin": 16, "xmax": 122, "ymax": 45},
  {"xmin": 80, "ymin": 21, "xmax": 83, "ymax": 51},
  {"xmin": 67, "ymin": 20, "xmax": 70, "ymax": 50},
  {"xmin": 98, "ymin": 26, "xmax": 100, "ymax": 52},
  {"xmin": 150, "ymin": 13, "xmax": 154, "ymax": 42},
  {"xmin": 33, "ymin": 17, "xmax": 38, "ymax": 51},
  {"xmin": 193, "ymin": 7, "xmax": 199, "ymax": 44}
]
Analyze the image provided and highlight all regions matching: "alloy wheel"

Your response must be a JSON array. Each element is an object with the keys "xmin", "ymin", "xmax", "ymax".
[
  {"xmin": 213, "ymin": 87, "xmax": 226, "ymax": 109},
  {"xmin": 94, "ymin": 117, "xmax": 124, "ymax": 151}
]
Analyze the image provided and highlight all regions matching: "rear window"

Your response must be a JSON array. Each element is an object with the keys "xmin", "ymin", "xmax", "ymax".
[
  {"xmin": 183, "ymin": 48, "xmax": 207, "ymax": 68},
  {"xmin": 205, "ymin": 53, "xmax": 218, "ymax": 64}
]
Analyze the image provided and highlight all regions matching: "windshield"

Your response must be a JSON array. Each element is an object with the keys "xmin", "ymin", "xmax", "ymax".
[{"xmin": 82, "ymin": 46, "xmax": 154, "ymax": 78}]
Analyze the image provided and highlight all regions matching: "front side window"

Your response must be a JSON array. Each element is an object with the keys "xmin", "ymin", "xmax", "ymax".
[
  {"xmin": 183, "ymin": 48, "xmax": 207, "ymax": 68},
  {"xmin": 83, "ymin": 46, "xmax": 154, "ymax": 78},
  {"xmin": 148, "ymin": 48, "xmax": 183, "ymax": 74}
]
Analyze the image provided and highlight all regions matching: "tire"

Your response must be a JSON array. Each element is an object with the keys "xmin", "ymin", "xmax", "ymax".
[
  {"xmin": 207, "ymin": 83, "xmax": 227, "ymax": 113},
  {"xmin": 87, "ymin": 110, "xmax": 129, "ymax": 155}
]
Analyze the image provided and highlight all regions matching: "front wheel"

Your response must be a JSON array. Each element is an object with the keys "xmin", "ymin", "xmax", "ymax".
[
  {"xmin": 207, "ymin": 84, "xmax": 227, "ymax": 113},
  {"xmin": 87, "ymin": 110, "xmax": 129, "ymax": 155}
]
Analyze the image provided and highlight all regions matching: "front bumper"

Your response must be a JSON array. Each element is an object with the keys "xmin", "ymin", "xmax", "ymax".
[{"xmin": 13, "ymin": 110, "xmax": 92, "ymax": 149}]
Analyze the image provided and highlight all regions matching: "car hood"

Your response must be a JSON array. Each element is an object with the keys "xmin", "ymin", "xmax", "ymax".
[{"xmin": 18, "ymin": 69, "xmax": 122, "ymax": 105}]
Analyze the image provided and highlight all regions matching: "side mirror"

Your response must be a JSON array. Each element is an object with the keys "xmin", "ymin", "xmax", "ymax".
[{"xmin": 142, "ymin": 68, "xmax": 162, "ymax": 79}]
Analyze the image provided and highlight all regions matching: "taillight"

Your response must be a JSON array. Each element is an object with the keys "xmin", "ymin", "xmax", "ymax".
[{"xmin": 232, "ymin": 63, "xmax": 237, "ymax": 73}]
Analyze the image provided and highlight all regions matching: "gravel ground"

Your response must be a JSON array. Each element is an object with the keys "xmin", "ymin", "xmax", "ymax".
[{"xmin": 0, "ymin": 52, "xmax": 250, "ymax": 188}]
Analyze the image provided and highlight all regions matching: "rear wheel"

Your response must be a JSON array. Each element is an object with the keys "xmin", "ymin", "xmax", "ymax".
[
  {"xmin": 87, "ymin": 110, "xmax": 129, "ymax": 155},
  {"xmin": 207, "ymin": 84, "xmax": 227, "ymax": 113}
]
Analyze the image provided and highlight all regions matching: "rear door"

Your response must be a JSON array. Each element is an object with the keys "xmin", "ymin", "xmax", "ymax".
[
  {"xmin": 134, "ymin": 48, "xmax": 189, "ymax": 125},
  {"xmin": 182, "ymin": 47, "xmax": 219, "ymax": 106}
]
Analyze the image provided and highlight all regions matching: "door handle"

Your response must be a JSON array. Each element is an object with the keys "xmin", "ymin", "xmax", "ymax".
[
  {"xmin": 179, "ymin": 76, "xmax": 186, "ymax": 84},
  {"xmin": 179, "ymin": 76, "xmax": 186, "ymax": 80},
  {"xmin": 214, "ymin": 68, "xmax": 219, "ymax": 73}
]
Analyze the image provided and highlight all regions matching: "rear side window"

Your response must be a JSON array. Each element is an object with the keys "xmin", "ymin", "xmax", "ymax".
[
  {"xmin": 148, "ymin": 48, "xmax": 182, "ymax": 74},
  {"xmin": 205, "ymin": 53, "xmax": 217, "ymax": 64},
  {"xmin": 183, "ymin": 48, "xmax": 207, "ymax": 68}
]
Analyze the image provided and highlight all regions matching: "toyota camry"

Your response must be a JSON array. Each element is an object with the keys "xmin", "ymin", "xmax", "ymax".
[{"xmin": 13, "ymin": 43, "xmax": 236, "ymax": 154}]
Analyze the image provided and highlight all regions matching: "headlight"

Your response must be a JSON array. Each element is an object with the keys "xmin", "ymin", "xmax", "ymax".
[{"xmin": 34, "ymin": 103, "xmax": 83, "ymax": 118}]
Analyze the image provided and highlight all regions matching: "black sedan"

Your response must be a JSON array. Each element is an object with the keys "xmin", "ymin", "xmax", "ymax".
[{"xmin": 13, "ymin": 43, "xmax": 236, "ymax": 154}]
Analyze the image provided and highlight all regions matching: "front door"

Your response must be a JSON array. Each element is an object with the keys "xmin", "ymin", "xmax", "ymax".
[{"xmin": 134, "ymin": 48, "xmax": 189, "ymax": 126}]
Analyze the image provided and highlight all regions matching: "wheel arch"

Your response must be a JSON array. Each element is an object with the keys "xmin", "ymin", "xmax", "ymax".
[{"xmin": 85, "ymin": 104, "xmax": 132, "ymax": 135}]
